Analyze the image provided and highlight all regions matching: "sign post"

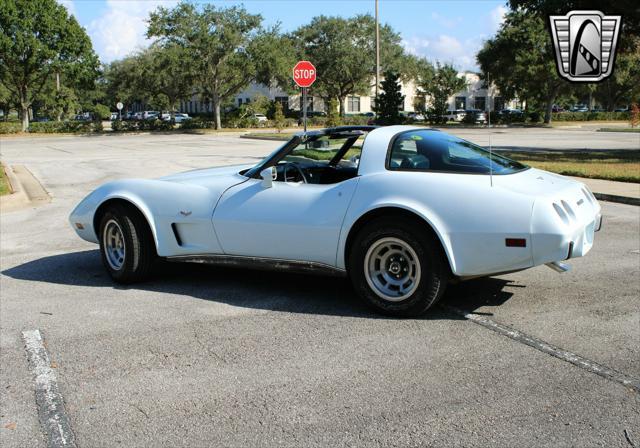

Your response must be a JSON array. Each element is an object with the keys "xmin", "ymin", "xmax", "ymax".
[
  {"xmin": 116, "ymin": 101, "xmax": 123, "ymax": 120},
  {"xmin": 292, "ymin": 61, "xmax": 316, "ymax": 133}
]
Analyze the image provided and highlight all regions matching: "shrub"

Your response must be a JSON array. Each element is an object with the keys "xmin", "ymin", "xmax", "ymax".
[
  {"xmin": 92, "ymin": 120, "xmax": 103, "ymax": 133},
  {"xmin": 326, "ymin": 99, "xmax": 341, "ymax": 127},
  {"xmin": 527, "ymin": 111, "xmax": 542, "ymax": 123},
  {"xmin": 111, "ymin": 120, "xmax": 140, "ymax": 132},
  {"xmin": 223, "ymin": 116, "xmax": 260, "ymax": 128},
  {"xmin": 181, "ymin": 117, "xmax": 216, "ymax": 130},
  {"xmin": 462, "ymin": 112, "xmax": 477, "ymax": 125},
  {"xmin": 28, "ymin": 121, "xmax": 93, "ymax": 133},
  {"xmin": 308, "ymin": 116, "xmax": 327, "ymax": 127},
  {"xmin": 273, "ymin": 102, "xmax": 286, "ymax": 133},
  {"xmin": 136, "ymin": 119, "xmax": 174, "ymax": 131},
  {"xmin": 631, "ymin": 104, "xmax": 639, "ymax": 128},
  {"xmin": 551, "ymin": 111, "xmax": 630, "ymax": 121},
  {"xmin": 111, "ymin": 119, "xmax": 124, "ymax": 131},
  {"xmin": 341, "ymin": 115, "xmax": 370, "ymax": 125},
  {"xmin": 0, "ymin": 122, "xmax": 22, "ymax": 134},
  {"xmin": 92, "ymin": 104, "xmax": 111, "ymax": 120}
]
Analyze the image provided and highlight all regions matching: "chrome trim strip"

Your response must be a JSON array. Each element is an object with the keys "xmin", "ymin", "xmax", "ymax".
[{"xmin": 165, "ymin": 254, "xmax": 347, "ymax": 277}]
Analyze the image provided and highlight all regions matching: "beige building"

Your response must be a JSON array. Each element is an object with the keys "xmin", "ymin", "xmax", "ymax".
[{"xmin": 179, "ymin": 72, "xmax": 520, "ymax": 115}]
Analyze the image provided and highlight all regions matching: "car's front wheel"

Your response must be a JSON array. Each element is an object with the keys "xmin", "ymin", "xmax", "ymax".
[
  {"xmin": 98, "ymin": 204, "xmax": 156, "ymax": 284},
  {"xmin": 349, "ymin": 218, "xmax": 449, "ymax": 317}
]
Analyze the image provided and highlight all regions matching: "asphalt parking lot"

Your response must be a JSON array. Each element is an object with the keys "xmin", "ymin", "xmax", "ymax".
[{"xmin": 1, "ymin": 128, "xmax": 639, "ymax": 447}]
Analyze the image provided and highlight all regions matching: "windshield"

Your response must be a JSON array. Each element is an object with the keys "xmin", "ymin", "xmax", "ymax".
[
  {"xmin": 244, "ymin": 130, "xmax": 369, "ymax": 178},
  {"xmin": 282, "ymin": 135, "xmax": 362, "ymax": 166},
  {"xmin": 388, "ymin": 130, "xmax": 527, "ymax": 174}
]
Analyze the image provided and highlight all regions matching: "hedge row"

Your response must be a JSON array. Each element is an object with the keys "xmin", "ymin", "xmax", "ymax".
[
  {"xmin": 111, "ymin": 119, "xmax": 174, "ymax": 132},
  {"xmin": 551, "ymin": 111, "xmax": 630, "ymax": 121},
  {"xmin": 0, "ymin": 121, "xmax": 103, "ymax": 134},
  {"xmin": 0, "ymin": 122, "xmax": 22, "ymax": 134}
]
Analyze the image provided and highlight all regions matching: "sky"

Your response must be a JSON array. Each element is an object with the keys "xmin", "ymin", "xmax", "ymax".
[{"xmin": 58, "ymin": 0, "xmax": 508, "ymax": 70}]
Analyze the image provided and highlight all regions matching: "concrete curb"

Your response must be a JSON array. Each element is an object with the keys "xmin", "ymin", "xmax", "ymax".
[
  {"xmin": 0, "ymin": 164, "xmax": 50, "ymax": 213},
  {"xmin": 240, "ymin": 134, "xmax": 289, "ymax": 141},
  {"xmin": 0, "ymin": 164, "xmax": 30, "ymax": 212},
  {"xmin": 593, "ymin": 193, "xmax": 640, "ymax": 207}
]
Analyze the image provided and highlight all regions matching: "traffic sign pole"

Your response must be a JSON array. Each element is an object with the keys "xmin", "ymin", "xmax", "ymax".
[
  {"xmin": 116, "ymin": 101, "xmax": 123, "ymax": 121},
  {"xmin": 292, "ymin": 60, "xmax": 316, "ymax": 135},
  {"xmin": 303, "ymin": 87, "xmax": 307, "ymax": 133}
]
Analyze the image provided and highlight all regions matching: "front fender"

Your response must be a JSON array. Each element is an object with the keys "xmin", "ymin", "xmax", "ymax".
[{"xmin": 69, "ymin": 179, "xmax": 221, "ymax": 256}]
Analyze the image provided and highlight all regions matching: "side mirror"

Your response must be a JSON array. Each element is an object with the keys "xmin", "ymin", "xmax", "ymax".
[{"xmin": 260, "ymin": 167, "xmax": 276, "ymax": 188}]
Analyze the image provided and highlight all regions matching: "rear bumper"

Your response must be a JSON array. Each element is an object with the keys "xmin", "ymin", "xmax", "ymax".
[
  {"xmin": 565, "ymin": 212, "xmax": 601, "ymax": 260},
  {"xmin": 531, "ymin": 189, "xmax": 601, "ymax": 266}
]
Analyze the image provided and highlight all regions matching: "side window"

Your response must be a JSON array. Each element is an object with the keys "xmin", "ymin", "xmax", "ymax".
[
  {"xmin": 389, "ymin": 135, "xmax": 428, "ymax": 170},
  {"xmin": 387, "ymin": 130, "xmax": 526, "ymax": 174},
  {"xmin": 448, "ymin": 143, "xmax": 481, "ymax": 160}
]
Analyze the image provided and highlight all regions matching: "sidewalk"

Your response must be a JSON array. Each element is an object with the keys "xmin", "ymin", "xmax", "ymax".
[{"xmin": 571, "ymin": 177, "xmax": 640, "ymax": 206}]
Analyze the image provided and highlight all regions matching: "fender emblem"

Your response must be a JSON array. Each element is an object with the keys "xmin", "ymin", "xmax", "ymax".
[{"xmin": 180, "ymin": 210, "xmax": 192, "ymax": 216}]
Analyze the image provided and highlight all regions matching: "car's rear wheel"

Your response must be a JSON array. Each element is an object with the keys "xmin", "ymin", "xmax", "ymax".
[
  {"xmin": 348, "ymin": 217, "xmax": 448, "ymax": 317},
  {"xmin": 98, "ymin": 204, "xmax": 156, "ymax": 284}
]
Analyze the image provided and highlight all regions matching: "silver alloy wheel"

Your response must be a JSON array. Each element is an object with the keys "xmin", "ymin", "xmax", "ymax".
[
  {"xmin": 364, "ymin": 237, "xmax": 422, "ymax": 302},
  {"xmin": 103, "ymin": 219, "xmax": 126, "ymax": 271}
]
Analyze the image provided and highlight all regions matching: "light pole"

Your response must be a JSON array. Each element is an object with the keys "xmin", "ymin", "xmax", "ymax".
[{"xmin": 375, "ymin": 0, "xmax": 380, "ymax": 106}]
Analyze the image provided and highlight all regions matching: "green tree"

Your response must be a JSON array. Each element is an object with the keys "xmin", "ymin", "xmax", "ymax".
[
  {"xmin": 326, "ymin": 99, "xmax": 341, "ymax": 127},
  {"xmin": 490, "ymin": 1, "xmax": 640, "ymax": 117},
  {"xmin": 104, "ymin": 56, "xmax": 144, "ymax": 112},
  {"xmin": 0, "ymin": 81, "xmax": 16, "ymax": 121},
  {"xmin": 46, "ymin": 85, "xmax": 80, "ymax": 121},
  {"xmin": 594, "ymin": 38, "xmax": 640, "ymax": 110},
  {"xmin": 507, "ymin": 0, "xmax": 639, "ymax": 41},
  {"xmin": 273, "ymin": 101, "xmax": 285, "ymax": 132},
  {"xmin": 0, "ymin": 0, "xmax": 99, "ymax": 130},
  {"xmin": 137, "ymin": 44, "xmax": 196, "ymax": 119},
  {"xmin": 477, "ymin": 10, "xmax": 571, "ymax": 123},
  {"xmin": 373, "ymin": 71, "xmax": 405, "ymax": 125},
  {"xmin": 418, "ymin": 63, "xmax": 465, "ymax": 124},
  {"xmin": 293, "ymin": 15, "xmax": 413, "ymax": 116},
  {"xmin": 147, "ymin": 3, "xmax": 293, "ymax": 129}
]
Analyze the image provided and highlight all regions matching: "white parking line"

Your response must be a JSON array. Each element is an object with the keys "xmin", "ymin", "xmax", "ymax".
[
  {"xmin": 22, "ymin": 329, "xmax": 77, "ymax": 448},
  {"xmin": 442, "ymin": 305, "xmax": 640, "ymax": 393}
]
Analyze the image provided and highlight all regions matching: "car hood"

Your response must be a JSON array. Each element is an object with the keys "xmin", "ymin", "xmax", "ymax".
[{"xmin": 158, "ymin": 163, "xmax": 254, "ymax": 186}]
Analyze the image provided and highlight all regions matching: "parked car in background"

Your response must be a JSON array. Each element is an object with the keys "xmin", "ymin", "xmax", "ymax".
[
  {"xmin": 614, "ymin": 106, "xmax": 629, "ymax": 112},
  {"xmin": 70, "ymin": 125, "xmax": 602, "ymax": 317},
  {"xmin": 551, "ymin": 105, "xmax": 564, "ymax": 113},
  {"xmin": 570, "ymin": 104, "xmax": 588, "ymax": 112},
  {"xmin": 162, "ymin": 113, "xmax": 192, "ymax": 123},
  {"xmin": 253, "ymin": 113, "xmax": 268, "ymax": 122},
  {"xmin": 444, "ymin": 109, "xmax": 466, "ymax": 122},
  {"xmin": 110, "ymin": 112, "xmax": 119, "ymax": 121},
  {"xmin": 465, "ymin": 109, "xmax": 487, "ymax": 123},
  {"xmin": 75, "ymin": 112, "xmax": 92, "ymax": 121},
  {"xmin": 498, "ymin": 109, "xmax": 524, "ymax": 120},
  {"xmin": 142, "ymin": 111, "xmax": 159, "ymax": 120},
  {"xmin": 407, "ymin": 112, "xmax": 425, "ymax": 121}
]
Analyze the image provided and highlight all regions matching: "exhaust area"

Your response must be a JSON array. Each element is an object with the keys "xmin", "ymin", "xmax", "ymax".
[{"xmin": 546, "ymin": 261, "xmax": 571, "ymax": 273}]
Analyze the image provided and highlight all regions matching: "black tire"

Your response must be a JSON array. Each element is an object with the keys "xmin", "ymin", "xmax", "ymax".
[
  {"xmin": 348, "ymin": 217, "xmax": 449, "ymax": 317},
  {"xmin": 98, "ymin": 203, "xmax": 156, "ymax": 284}
]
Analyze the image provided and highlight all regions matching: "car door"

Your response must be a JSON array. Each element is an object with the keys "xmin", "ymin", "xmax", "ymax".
[{"xmin": 212, "ymin": 177, "xmax": 359, "ymax": 266}]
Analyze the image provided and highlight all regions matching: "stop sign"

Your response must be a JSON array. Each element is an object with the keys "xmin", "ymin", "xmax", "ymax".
[{"xmin": 293, "ymin": 61, "xmax": 316, "ymax": 88}]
